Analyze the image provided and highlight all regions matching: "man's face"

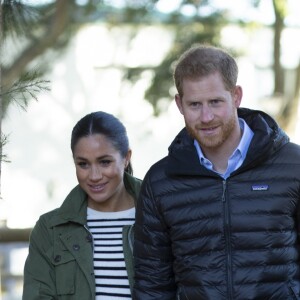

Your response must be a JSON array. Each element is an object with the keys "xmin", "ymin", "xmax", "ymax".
[{"xmin": 175, "ymin": 72, "xmax": 242, "ymax": 153}]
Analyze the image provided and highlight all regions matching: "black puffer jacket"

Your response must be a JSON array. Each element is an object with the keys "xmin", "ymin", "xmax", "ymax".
[{"xmin": 134, "ymin": 108, "xmax": 300, "ymax": 300}]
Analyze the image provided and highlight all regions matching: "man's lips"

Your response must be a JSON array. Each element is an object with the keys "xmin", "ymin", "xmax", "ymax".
[
  {"xmin": 201, "ymin": 126, "xmax": 218, "ymax": 130},
  {"xmin": 197, "ymin": 125, "xmax": 220, "ymax": 133}
]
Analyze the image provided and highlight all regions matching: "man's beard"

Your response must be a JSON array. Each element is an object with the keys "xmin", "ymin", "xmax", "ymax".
[{"xmin": 186, "ymin": 114, "xmax": 237, "ymax": 150}]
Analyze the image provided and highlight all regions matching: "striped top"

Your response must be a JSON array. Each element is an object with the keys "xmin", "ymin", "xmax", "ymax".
[{"xmin": 87, "ymin": 207, "xmax": 135, "ymax": 300}]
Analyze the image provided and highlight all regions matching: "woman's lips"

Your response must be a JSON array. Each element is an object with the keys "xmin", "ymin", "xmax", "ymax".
[{"xmin": 88, "ymin": 182, "xmax": 107, "ymax": 192}]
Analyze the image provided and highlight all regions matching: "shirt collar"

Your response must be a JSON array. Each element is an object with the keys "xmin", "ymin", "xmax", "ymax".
[
  {"xmin": 236, "ymin": 118, "xmax": 253, "ymax": 160},
  {"xmin": 194, "ymin": 118, "xmax": 254, "ymax": 171}
]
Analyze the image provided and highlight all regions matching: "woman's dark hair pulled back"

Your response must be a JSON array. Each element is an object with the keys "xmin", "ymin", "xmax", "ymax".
[{"xmin": 71, "ymin": 111, "xmax": 133, "ymax": 174}]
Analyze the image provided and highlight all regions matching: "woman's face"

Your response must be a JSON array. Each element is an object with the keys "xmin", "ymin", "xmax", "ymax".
[{"xmin": 73, "ymin": 134, "xmax": 131, "ymax": 211}]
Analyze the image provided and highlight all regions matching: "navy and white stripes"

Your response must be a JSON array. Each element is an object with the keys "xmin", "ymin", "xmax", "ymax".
[{"xmin": 87, "ymin": 207, "xmax": 135, "ymax": 300}]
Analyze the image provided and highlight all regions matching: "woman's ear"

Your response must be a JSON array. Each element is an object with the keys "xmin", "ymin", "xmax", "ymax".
[{"xmin": 125, "ymin": 149, "xmax": 132, "ymax": 168}]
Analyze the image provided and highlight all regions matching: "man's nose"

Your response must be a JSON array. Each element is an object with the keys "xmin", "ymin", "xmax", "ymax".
[{"xmin": 200, "ymin": 105, "xmax": 214, "ymax": 123}]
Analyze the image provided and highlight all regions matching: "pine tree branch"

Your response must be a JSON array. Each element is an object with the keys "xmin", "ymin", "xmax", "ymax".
[{"xmin": 2, "ymin": 0, "xmax": 72, "ymax": 90}]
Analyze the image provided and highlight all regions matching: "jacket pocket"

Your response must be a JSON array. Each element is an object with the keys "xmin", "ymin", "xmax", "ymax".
[{"xmin": 53, "ymin": 251, "xmax": 76, "ymax": 295}]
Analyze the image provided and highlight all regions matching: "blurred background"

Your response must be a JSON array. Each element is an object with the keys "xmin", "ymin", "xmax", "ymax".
[{"xmin": 1, "ymin": 0, "xmax": 300, "ymax": 298}]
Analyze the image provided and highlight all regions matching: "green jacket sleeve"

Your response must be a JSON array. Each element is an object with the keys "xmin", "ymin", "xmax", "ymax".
[{"xmin": 22, "ymin": 217, "xmax": 57, "ymax": 300}]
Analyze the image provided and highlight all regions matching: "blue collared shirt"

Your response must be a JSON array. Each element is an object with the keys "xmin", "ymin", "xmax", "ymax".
[{"xmin": 194, "ymin": 118, "xmax": 254, "ymax": 179}]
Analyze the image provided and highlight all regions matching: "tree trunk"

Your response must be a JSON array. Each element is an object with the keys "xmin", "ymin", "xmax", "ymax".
[
  {"xmin": 272, "ymin": 0, "xmax": 284, "ymax": 95},
  {"xmin": 0, "ymin": 1, "xmax": 3, "ymax": 202},
  {"xmin": 0, "ymin": 5, "xmax": 4, "ymax": 298},
  {"xmin": 271, "ymin": 0, "xmax": 299, "ymax": 133}
]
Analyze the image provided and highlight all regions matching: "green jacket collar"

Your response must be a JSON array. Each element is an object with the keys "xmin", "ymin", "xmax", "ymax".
[{"xmin": 49, "ymin": 172, "xmax": 142, "ymax": 228}]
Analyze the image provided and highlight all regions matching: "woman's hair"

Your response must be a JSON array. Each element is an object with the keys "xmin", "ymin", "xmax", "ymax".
[
  {"xmin": 173, "ymin": 44, "xmax": 238, "ymax": 97},
  {"xmin": 71, "ymin": 111, "xmax": 133, "ymax": 174}
]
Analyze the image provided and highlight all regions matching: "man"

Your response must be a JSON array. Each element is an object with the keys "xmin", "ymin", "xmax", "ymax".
[{"xmin": 133, "ymin": 44, "xmax": 300, "ymax": 299}]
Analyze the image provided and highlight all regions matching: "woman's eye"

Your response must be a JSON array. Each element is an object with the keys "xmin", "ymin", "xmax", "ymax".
[
  {"xmin": 100, "ymin": 160, "xmax": 112, "ymax": 166},
  {"xmin": 77, "ymin": 162, "xmax": 88, "ymax": 168}
]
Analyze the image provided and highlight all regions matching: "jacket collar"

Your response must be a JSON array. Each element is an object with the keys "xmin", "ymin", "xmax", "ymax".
[
  {"xmin": 166, "ymin": 108, "xmax": 289, "ymax": 177},
  {"xmin": 49, "ymin": 172, "xmax": 141, "ymax": 228}
]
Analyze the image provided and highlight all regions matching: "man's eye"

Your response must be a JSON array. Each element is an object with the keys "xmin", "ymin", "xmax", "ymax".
[
  {"xmin": 210, "ymin": 99, "xmax": 221, "ymax": 105},
  {"xmin": 190, "ymin": 102, "xmax": 200, "ymax": 107}
]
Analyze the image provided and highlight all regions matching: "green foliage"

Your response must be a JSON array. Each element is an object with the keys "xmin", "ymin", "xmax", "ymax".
[
  {"xmin": 0, "ymin": 0, "xmax": 51, "ymax": 165},
  {"xmin": 0, "ymin": 133, "xmax": 10, "ymax": 163},
  {"xmin": 1, "ymin": 0, "xmax": 52, "ymax": 112},
  {"xmin": 2, "ymin": 0, "xmax": 42, "ymax": 40},
  {"xmin": 1, "ymin": 71, "xmax": 50, "ymax": 113},
  {"xmin": 123, "ymin": 2, "xmax": 228, "ymax": 115},
  {"xmin": 273, "ymin": 0, "xmax": 288, "ymax": 18},
  {"xmin": 0, "ymin": 0, "xmax": 291, "ymax": 121}
]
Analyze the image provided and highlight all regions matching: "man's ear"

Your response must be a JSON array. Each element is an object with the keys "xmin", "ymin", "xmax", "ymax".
[
  {"xmin": 175, "ymin": 94, "xmax": 184, "ymax": 115},
  {"xmin": 233, "ymin": 85, "xmax": 243, "ymax": 108}
]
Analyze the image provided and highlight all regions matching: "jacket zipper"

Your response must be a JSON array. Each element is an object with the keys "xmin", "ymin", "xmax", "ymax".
[{"xmin": 222, "ymin": 180, "xmax": 233, "ymax": 300}]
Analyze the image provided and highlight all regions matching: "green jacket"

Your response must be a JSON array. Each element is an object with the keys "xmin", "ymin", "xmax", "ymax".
[{"xmin": 22, "ymin": 173, "xmax": 141, "ymax": 300}]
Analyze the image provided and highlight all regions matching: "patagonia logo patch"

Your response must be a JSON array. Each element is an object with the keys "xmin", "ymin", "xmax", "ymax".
[{"xmin": 251, "ymin": 184, "xmax": 269, "ymax": 191}]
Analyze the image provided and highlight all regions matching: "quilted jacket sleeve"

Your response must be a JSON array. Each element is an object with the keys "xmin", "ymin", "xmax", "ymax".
[{"xmin": 133, "ymin": 172, "xmax": 176, "ymax": 300}]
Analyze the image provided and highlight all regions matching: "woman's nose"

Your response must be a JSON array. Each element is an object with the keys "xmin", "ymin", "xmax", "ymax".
[{"xmin": 89, "ymin": 166, "xmax": 102, "ymax": 180}]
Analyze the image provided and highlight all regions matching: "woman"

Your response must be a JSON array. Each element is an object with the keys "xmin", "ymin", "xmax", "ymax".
[{"xmin": 22, "ymin": 111, "xmax": 141, "ymax": 300}]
